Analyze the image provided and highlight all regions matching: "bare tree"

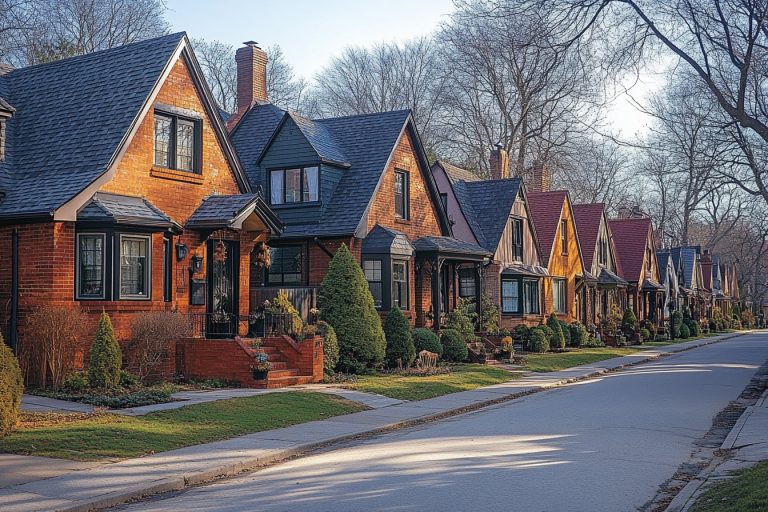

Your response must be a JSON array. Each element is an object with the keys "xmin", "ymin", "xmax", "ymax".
[
  {"xmin": 266, "ymin": 44, "xmax": 309, "ymax": 112},
  {"xmin": 0, "ymin": 0, "xmax": 35, "ymax": 63}
]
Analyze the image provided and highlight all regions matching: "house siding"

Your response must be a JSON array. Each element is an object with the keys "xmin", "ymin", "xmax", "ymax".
[{"xmin": 541, "ymin": 197, "xmax": 583, "ymax": 323}]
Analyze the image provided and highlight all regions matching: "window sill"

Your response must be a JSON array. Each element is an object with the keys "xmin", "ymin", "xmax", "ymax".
[
  {"xmin": 270, "ymin": 201, "xmax": 321, "ymax": 209},
  {"xmin": 151, "ymin": 166, "xmax": 203, "ymax": 184},
  {"xmin": 395, "ymin": 218, "xmax": 411, "ymax": 225}
]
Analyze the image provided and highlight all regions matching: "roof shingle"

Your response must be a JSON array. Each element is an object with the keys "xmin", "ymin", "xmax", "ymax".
[
  {"xmin": 608, "ymin": 217, "xmax": 653, "ymax": 282},
  {"xmin": 526, "ymin": 191, "xmax": 568, "ymax": 266}
]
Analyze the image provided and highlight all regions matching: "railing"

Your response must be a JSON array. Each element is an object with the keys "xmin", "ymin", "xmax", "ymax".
[
  {"xmin": 188, "ymin": 312, "xmax": 312, "ymax": 339},
  {"xmin": 251, "ymin": 287, "xmax": 318, "ymax": 321}
]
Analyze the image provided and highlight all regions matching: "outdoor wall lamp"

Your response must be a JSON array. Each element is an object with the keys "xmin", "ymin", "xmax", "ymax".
[
  {"xmin": 175, "ymin": 242, "xmax": 188, "ymax": 262},
  {"xmin": 190, "ymin": 255, "xmax": 204, "ymax": 273}
]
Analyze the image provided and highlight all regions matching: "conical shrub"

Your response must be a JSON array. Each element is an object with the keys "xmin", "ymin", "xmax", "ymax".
[
  {"xmin": 384, "ymin": 307, "xmax": 415, "ymax": 368},
  {"xmin": 0, "ymin": 334, "xmax": 23, "ymax": 436},
  {"xmin": 89, "ymin": 312, "xmax": 122, "ymax": 388}
]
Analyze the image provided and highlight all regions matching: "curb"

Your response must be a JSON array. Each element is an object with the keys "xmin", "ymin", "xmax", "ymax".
[{"xmin": 12, "ymin": 331, "xmax": 750, "ymax": 512}]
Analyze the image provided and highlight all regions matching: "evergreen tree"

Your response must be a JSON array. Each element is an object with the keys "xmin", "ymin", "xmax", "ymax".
[
  {"xmin": 384, "ymin": 308, "xmax": 416, "ymax": 368},
  {"xmin": 88, "ymin": 312, "xmax": 122, "ymax": 388},
  {"xmin": 547, "ymin": 313, "xmax": 566, "ymax": 349},
  {"xmin": 319, "ymin": 244, "xmax": 385, "ymax": 372},
  {"xmin": 0, "ymin": 333, "xmax": 24, "ymax": 435}
]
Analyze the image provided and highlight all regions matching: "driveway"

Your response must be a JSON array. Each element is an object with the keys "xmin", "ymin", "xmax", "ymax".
[{"xmin": 121, "ymin": 332, "xmax": 768, "ymax": 512}]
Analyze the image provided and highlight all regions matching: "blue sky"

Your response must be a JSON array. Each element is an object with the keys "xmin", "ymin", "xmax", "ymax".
[{"xmin": 165, "ymin": 0, "xmax": 455, "ymax": 80}]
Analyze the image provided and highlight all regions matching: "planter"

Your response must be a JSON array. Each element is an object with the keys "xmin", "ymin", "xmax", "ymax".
[{"xmin": 253, "ymin": 369, "xmax": 268, "ymax": 380}]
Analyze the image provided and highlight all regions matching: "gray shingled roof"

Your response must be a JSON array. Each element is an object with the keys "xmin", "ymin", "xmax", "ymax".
[
  {"xmin": 77, "ymin": 192, "xmax": 174, "ymax": 228},
  {"xmin": 186, "ymin": 193, "xmax": 282, "ymax": 232},
  {"xmin": 0, "ymin": 32, "xmax": 186, "ymax": 218},
  {"xmin": 598, "ymin": 267, "xmax": 628, "ymax": 286},
  {"xmin": 412, "ymin": 236, "xmax": 491, "ymax": 258},
  {"xmin": 671, "ymin": 247, "xmax": 698, "ymax": 288},
  {"xmin": 286, "ymin": 112, "xmax": 350, "ymax": 167},
  {"xmin": 362, "ymin": 224, "xmax": 414, "ymax": 256},
  {"xmin": 230, "ymin": 103, "xmax": 285, "ymax": 190},
  {"xmin": 452, "ymin": 178, "xmax": 522, "ymax": 253},
  {"xmin": 0, "ymin": 96, "xmax": 14, "ymax": 113},
  {"xmin": 436, "ymin": 160, "xmax": 483, "ymax": 183}
]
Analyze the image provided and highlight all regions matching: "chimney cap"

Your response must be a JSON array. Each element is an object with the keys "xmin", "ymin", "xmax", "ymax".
[{"xmin": 242, "ymin": 40, "xmax": 261, "ymax": 48}]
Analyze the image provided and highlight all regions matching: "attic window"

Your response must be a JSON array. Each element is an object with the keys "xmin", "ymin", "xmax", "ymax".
[
  {"xmin": 153, "ymin": 111, "xmax": 201, "ymax": 173},
  {"xmin": 0, "ymin": 119, "xmax": 5, "ymax": 161}
]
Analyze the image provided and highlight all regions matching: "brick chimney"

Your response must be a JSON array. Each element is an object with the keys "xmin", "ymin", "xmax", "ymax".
[
  {"xmin": 530, "ymin": 160, "xmax": 551, "ymax": 192},
  {"xmin": 489, "ymin": 144, "xmax": 509, "ymax": 180},
  {"xmin": 227, "ymin": 41, "xmax": 268, "ymax": 130}
]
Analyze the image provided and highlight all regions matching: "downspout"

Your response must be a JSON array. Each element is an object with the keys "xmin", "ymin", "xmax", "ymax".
[{"xmin": 9, "ymin": 228, "xmax": 18, "ymax": 354}]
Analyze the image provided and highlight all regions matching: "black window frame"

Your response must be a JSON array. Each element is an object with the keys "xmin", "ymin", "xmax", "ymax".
[
  {"xmin": 561, "ymin": 219, "xmax": 568, "ymax": 255},
  {"xmin": 153, "ymin": 110, "xmax": 203, "ymax": 174},
  {"xmin": 268, "ymin": 166, "xmax": 320, "ymax": 206},
  {"xmin": 458, "ymin": 267, "xmax": 476, "ymax": 298},
  {"xmin": 553, "ymin": 277, "xmax": 567, "ymax": 314},
  {"xmin": 501, "ymin": 277, "xmax": 522, "ymax": 314},
  {"xmin": 598, "ymin": 237, "xmax": 608, "ymax": 266},
  {"xmin": 76, "ymin": 232, "xmax": 107, "ymax": 300},
  {"xmin": 394, "ymin": 169, "xmax": 409, "ymax": 220},
  {"xmin": 391, "ymin": 259, "xmax": 409, "ymax": 309},
  {"xmin": 524, "ymin": 279, "xmax": 541, "ymax": 314},
  {"xmin": 163, "ymin": 235, "xmax": 173, "ymax": 302},
  {"xmin": 264, "ymin": 245, "xmax": 306, "ymax": 286},
  {"xmin": 363, "ymin": 259, "xmax": 384, "ymax": 309},
  {"xmin": 511, "ymin": 217, "xmax": 523, "ymax": 261},
  {"xmin": 118, "ymin": 233, "xmax": 152, "ymax": 300}
]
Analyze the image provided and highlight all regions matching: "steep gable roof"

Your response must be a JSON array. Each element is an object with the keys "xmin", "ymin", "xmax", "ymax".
[
  {"xmin": 283, "ymin": 112, "xmax": 350, "ymax": 167},
  {"xmin": 527, "ymin": 190, "xmax": 569, "ymax": 266},
  {"xmin": 452, "ymin": 177, "xmax": 522, "ymax": 253},
  {"xmin": 572, "ymin": 203, "xmax": 605, "ymax": 266},
  {"xmin": 608, "ymin": 217, "xmax": 653, "ymax": 283},
  {"xmin": 436, "ymin": 160, "xmax": 483, "ymax": 183},
  {"xmin": 229, "ymin": 102, "xmax": 284, "ymax": 189}
]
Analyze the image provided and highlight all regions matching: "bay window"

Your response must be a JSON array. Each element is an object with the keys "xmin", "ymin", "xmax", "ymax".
[
  {"xmin": 364, "ymin": 259, "xmax": 383, "ymax": 308},
  {"xmin": 269, "ymin": 166, "xmax": 319, "ymax": 205},
  {"xmin": 524, "ymin": 279, "xmax": 540, "ymax": 314},
  {"xmin": 392, "ymin": 260, "xmax": 408, "ymax": 309},
  {"xmin": 501, "ymin": 278, "xmax": 520, "ymax": 314},
  {"xmin": 119, "ymin": 235, "xmax": 150, "ymax": 299},
  {"xmin": 75, "ymin": 231, "xmax": 152, "ymax": 301},
  {"xmin": 76, "ymin": 233, "xmax": 105, "ymax": 299}
]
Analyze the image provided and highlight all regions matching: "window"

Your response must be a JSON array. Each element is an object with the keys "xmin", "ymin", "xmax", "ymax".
[
  {"xmin": 76, "ymin": 234, "xmax": 105, "ymax": 299},
  {"xmin": 512, "ymin": 218, "xmax": 523, "ymax": 261},
  {"xmin": 392, "ymin": 260, "xmax": 408, "ymax": 309},
  {"xmin": 0, "ymin": 119, "xmax": 6, "ymax": 161},
  {"xmin": 458, "ymin": 268, "xmax": 476, "ymax": 298},
  {"xmin": 364, "ymin": 260, "xmax": 383, "ymax": 308},
  {"xmin": 153, "ymin": 111, "xmax": 201, "ymax": 172},
  {"xmin": 524, "ymin": 279, "xmax": 540, "ymax": 314},
  {"xmin": 646, "ymin": 247, "xmax": 652, "ymax": 272},
  {"xmin": 163, "ymin": 237, "xmax": 172, "ymax": 302},
  {"xmin": 394, "ymin": 170, "xmax": 409, "ymax": 219},
  {"xmin": 269, "ymin": 166, "xmax": 319, "ymax": 205},
  {"xmin": 266, "ymin": 246, "xmax": 304, "ymax": 285},
  {"xmin": 553, "ymin": 278, "xmax": 567, "ymax": 313},
  {"xmin": 439, "ymin": 192, "xmax": 448, "ymax": 212},
  {"xmin": 501, "ymin": 278, "xmax": 520, "ymax": 314},
  {"xmin": 119, "ymin": 235, "xmax": 150, "ymax": 299},
  {"xmin": 598, "ymin": 238, "xmax": 608, "ymax": 266},
  {"xmin": 561, "ymin": 219, "xmax": 568, "ymax": 255}
]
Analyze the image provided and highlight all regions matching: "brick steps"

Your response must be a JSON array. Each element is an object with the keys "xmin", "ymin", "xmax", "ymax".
[{"xmin": 254, "ymin": 374, "xmax": 316, "ymax": 389}]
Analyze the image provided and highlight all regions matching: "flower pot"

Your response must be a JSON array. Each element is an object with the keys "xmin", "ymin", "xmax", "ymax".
[{"xmin": 253, "ymin": 370, "xmax": 268, "ymax": 380}]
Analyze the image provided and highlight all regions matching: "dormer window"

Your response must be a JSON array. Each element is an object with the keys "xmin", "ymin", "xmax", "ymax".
[
  {"xmin": 269, "ymin": 166, "xmax": 319, "ymax": 205},
  {"xmin": 0, "ymin": 119, "xmax": 6, "ymax": 161},
  {"xmin": 153, "ymin": 111, "xmax": 201, "ymax": 173}
]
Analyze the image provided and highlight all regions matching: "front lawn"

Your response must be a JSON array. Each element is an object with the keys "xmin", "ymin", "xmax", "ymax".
[
  {"xmin": 520, "ymin": 348, "xmax": 639, "ymax": 372},
  {"xmin": 0, "ymin": 392, "xmax": 364, "ymax": 461},
  {"xmin": 642, "ymin": 332, "xmax": 720, "ymax": 347},
  {"xmin": 341, "ymin": 365, "xmax": 515, "ymax": 401},
  {"xmin": 690, "ymin": 460, "xmax": 768, "ymax": 512}
]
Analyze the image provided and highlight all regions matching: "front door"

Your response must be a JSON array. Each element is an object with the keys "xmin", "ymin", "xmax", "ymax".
[{"xmin": 206, "ymin": 239, "xmax": 239, "ymax": 339}]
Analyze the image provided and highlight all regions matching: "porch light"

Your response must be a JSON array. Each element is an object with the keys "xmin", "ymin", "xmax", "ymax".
[
  {"xmin": 190, "ymin": 255, "xmax": 203, "ymax": 273},
  {"xmin": 175, "ymin": 242, "xmax": 188, "ymax": 261}
]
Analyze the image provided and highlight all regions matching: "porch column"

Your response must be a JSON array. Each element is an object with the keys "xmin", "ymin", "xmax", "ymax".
[
  {"xmin": 237, "ymin": 232, "xmax": 262, "ymax": 336},
  {"xmin": 431, "ymin": 256, "xmax": 441, "ymax": 332}
]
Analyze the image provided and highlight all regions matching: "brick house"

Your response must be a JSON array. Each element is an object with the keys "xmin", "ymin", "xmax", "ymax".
[
  {"xmin": 656, "ymin": 250, "xmax": 680, "ymax": 326},
  {"xmin": 0, "ymin": 33, "xmax": 307, "ymax": 386},
  {"xmin": 228, "ymin": 43, "xmax": 490, "ymax": 330},
  {"xmin": 667, "ymin": 246, "xmax": 708, "ymax": 320},
  {"xmin": 431, "ymin": 153, "xmax": 549, "ymax": 330},
  {"xmin": 609, "ymin": 217, "xmax": 665, "ymax": 326},
  {"xmin": 526, "ymin": 191, "xmax": 587, "ymax": 324},
  {"xmin": 572, "ymin": 203, "xmax": 628, "ymax": 328}
]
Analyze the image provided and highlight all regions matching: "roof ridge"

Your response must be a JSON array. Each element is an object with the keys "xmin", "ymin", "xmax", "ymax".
[{"xmin": 316, "ymin": 108, "xmax": 411, "ymax": 123}]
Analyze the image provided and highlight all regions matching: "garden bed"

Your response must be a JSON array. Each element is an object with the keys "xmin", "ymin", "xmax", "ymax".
[{"xmin": 0, "ymin": 392, "xmax": 364, "ymax": 460}]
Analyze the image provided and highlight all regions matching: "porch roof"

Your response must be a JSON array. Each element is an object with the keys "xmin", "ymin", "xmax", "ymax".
[
  {"xmin": 598, "ymin": 268, "xmax": 628, "ymax": 287},
  {"xmin": 362, "ymin": 224, "xmax": 414, "ymax": 256},
  {"xmin": 578, "ymin": 270, "xmax": 598, "ymax": 283},
  {"xmin": 186, "ymin": 193, "xmax": 283, "ymax": 233},
  {"xmin": 642, "ymin": 278, "xmax": 664, "ymax": 291},
  {"xmin": 413, "ymin": 236, "xmax": 491, "ymax": 261},
  {"xmin": 501, "ymin": 263, "xmax": 550, "ymax": 278},
  {"xmin": 77, "ymin": 192, "xmax": 177, "ymax": 229}
]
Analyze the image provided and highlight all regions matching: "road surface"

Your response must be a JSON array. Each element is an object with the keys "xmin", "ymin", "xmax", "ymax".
[{"xmin": 123, "ymin": 333, "xmax": 768, "ymax": 512}]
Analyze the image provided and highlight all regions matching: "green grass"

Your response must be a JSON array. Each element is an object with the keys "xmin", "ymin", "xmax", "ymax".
[
  {"xmin": 0, "ymin": 392, "xmax": 364, "ymax": 461},
  {"xmin": 690, "ymin": 460, "xmax": 768, "ymax": 512},
  {"xmin": 643, "ymin": 332, "xmax": 720, "ymax": 347},
  {"xmin": 521, "ymin": 348, "xmax": 639, "ymax": 372},
  {"xmin": 342, "ymin": 365, "xmax": 515, "ymax": 401}
]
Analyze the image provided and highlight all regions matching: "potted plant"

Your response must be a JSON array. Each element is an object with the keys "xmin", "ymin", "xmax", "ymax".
[{"xmin": 252, "ymin": 351, "xmax": 271, "ymax": 380}]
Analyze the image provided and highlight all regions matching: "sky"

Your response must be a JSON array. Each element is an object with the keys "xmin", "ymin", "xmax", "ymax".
[{"xmin": 165, "ymin": 0, "xmax": 659, "ymax": 135}]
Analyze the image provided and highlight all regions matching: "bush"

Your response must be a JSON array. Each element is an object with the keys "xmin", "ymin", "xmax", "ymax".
[
  {"xmin": 478, "ymin": 293, "xmax": 500, "ymax": 334},
  {"xmin": 741, "ymin": 309, "xmax": 755, "ymax": 328},
  {"xmin": 444, "ymin": 297, "xmax": 477, "ymax": 342},
  {"xmin": 319, "ymin": 244, "xmax": 385, "ymax": 373},
  {"xmin": 441, "ymin": 329, "xmax": 469, "ymax": 362},
  {"xmin": 680, "ymin": 323, "xmax": 691, "ymax": 339},
  {"xmin": 688, "ymin": 320, "xmax": 701, "ymax": 337},
  {"xmin": 537, "ymin": 324, "xmax": 554, "ymax": 345},
  {"xmin": 569, "ymin": 322, "xmax": 588, "ymax": 347},
  {"xmin": 639, "ymin": 328, "xmax": 651, "ymax": 342},
  {"xmin": 513, "ymin": 324, "xmax": 530, "ymax": 342},
  {"xmin": 384, "ymin": 308, "xmax": 416, "ymax": 368},
  {"xmin": 547, "ymin": 314, "xmax": 565, "ymax": 350},
  {"xmin": 316, "ymin": 321, "xmax": 339, "ymax": 375},
  {"xmin": 21, "ymin": 305, "xmax": 85, "ymax": 390},
  {"xmin": 62, "ymin": 371, "xmax": 89, "ymax": 392},
  {"xmin": 581, "ymin": 337, "xmax": 605, "ymax": 348},
  {"xmin": 88, "ymin": 312, "xmax": 122, "ymax": 389},
  {"xmin": 732, "ymin": 319, "xmax": 743, "ymax": 330},
  {"xmin": 0, "ymin": 335, "xmax": 23, "ymax": 436},
  {"xmin": 265, "ymin": 290, "xmax": 304, "ymax": 335},
  {"xmin": 528, "ymin": 328, "xmax": 550, "ymax": 353},
  {"xmin": 709, "ymin": 319, "xmax": 717, "ymax": 332},
  {"xmin": 671, "ymin": 311, "xmax": 684, "ymax": 339},
  {"xmin": 119, "ymin": 370, "xmax": 139, "ymax": 388},
  {"xmin": 558, "ymin": 320, "xmax": 572, "ymax": 346},
  {"xmin": 127, "ymin": 311, "xmax": 190, "ymax": 384},
  {"xmin": 412, "ymin": 328, "xmax": 443, "ymax": 358},
  {"xmin": 622, "ymin": 308, "xmax": 638, "ymax": 334}
]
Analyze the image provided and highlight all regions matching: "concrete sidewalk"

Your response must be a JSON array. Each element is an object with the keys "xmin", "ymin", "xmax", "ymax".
[{"xmin": 0, "ymin": 332, "xmax": 749, "ymax": 512}]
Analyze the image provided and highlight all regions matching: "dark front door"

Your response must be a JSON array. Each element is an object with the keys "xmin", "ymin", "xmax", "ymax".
[{"xmin": 206, "ymin": 239, "xmax": 239, "ymax": 339}]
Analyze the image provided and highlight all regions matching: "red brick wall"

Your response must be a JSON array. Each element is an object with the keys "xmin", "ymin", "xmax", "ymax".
[{"xmin": 178, "ymin": 338, "xmax": 256, "ymax": 386}]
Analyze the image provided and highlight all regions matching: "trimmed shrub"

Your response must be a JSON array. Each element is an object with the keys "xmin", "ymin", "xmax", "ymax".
[
  {"xmin": 671, "ymin": 311, "xmax": 684, "ymax": 339},
  {"xmin": 441, "ymin": 329, "xmax": 468, "ymax": 362},
  {"xmin": 547, "ymin": 314, "xmax": 565, "ymax": 350},
  {"xmin": 569, "ymin": 322, "xmax": 588, "ymax": 347},
  {"xmin": 622, "ymin": 308, "xmax": 638, "ymax": 334},
  {"xmin": 412, "ymin": 328, "xmax": 443, "ymax": 358},
  {"xmin": 0, "ymin": 335, "xmax": 24, "ymax": 436},
  {"xmin": 445, "ymin": 297, "xmax": 476, "ymax": 342},
  {"xmin": 538, "ymin": 324, "xmax": 554, "ymax": 344},
  {"xmin": 88, "ymin": 312, "xmax": 122, "ymax": 389},
  {"xmin": 316, "ymin": 321, "xmax": 339, "ymax": 375},
  {"xmin": 62, "ymin": 371, "xmax": 89, "ymax": 392},
  {"xmin": 119, "ymin": 370, "xmax": 139, "ymax": 388},
  {"xmin": 688, "ymin": 320, "xmax": 700, "ymax": 337},
  {"xmin": 384, "ymin": 308, "xmax": 416, "ymax": 368},
  {"xmin": 709, "ymin": 319, "xmax": 717, "ymax": 332},
  {"xmin": 478, "ymin": 293, "xmax": 501, "ymax": 334},
  {"xmin": 680, "ymin": 323, "xmax": 691, "ymax": 339},
  {"xmin": 513, "ymin": 324, "xmax": 530, "ymax": 342},
  {"xmin": 639, "ymin": 328, "xmax": 651, "ymax": 342},
  {"xmin": 582, "ymin": 336, "xmax": 605, "ymax": 348},
  {"xmin": 319, "ymin": 244, "xmax": 386, "ymax": 373},
  {"xmin": 559, "ymin": 320, "xmax": 572, "ymax": 346},
  {"xmin": 529, "ymin": 328, "xmax": 550, "ymax": 353}
]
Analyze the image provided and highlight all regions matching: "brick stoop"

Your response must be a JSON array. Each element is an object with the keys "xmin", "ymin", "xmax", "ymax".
[{"xmin": 256, "ymin": 336, "xmax": 323, "ymax": 389}]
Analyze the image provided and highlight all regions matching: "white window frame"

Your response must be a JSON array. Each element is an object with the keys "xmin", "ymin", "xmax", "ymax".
[
  {"xmin": 75, "ymin": 232, "xmax": 106, "ymax": 300},
  {"xmin": 118, "ymin": 234, "xmax": 152, "ymax": 300}
]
